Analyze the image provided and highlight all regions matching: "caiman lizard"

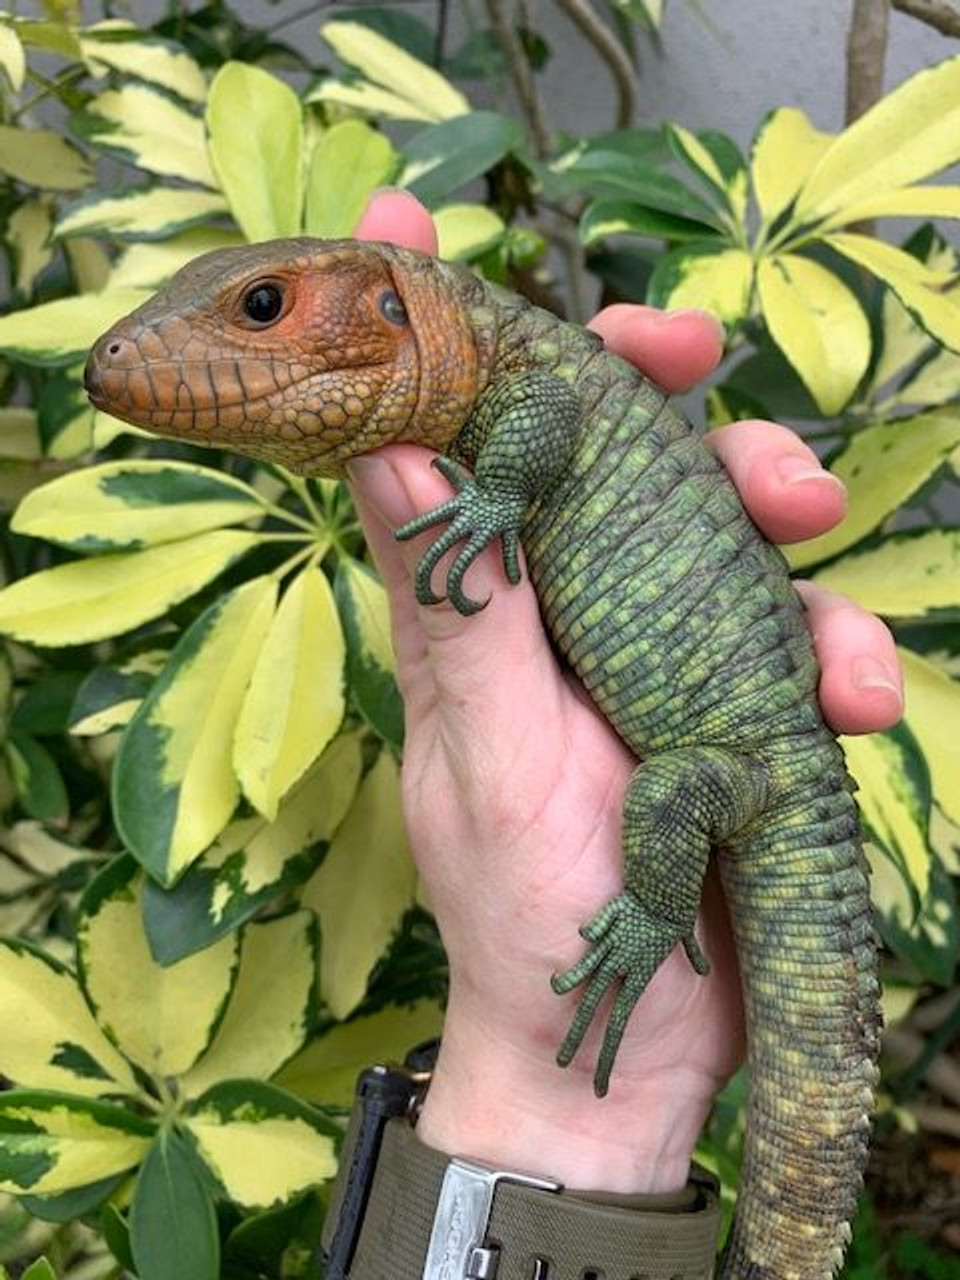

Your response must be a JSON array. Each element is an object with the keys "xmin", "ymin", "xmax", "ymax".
[{"xmin": 85, "ymin": 237, "xmax": 881, "ymax": 1280}]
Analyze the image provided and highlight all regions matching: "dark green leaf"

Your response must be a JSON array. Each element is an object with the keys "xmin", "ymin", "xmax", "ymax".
[
  {"xmin": 403, "ymin": 112, "xmax": 524, "ymax": 205},
  {"xmin": 142, "ymin": 839, "xmax": 324, "ymax": 965},
  {"xmin": 10, "ymin": 670, "xmax": 86, "ymax": 736},
  {"xmin": 36, "ymin": 371, "xmax": 90, "ymax": 453},
  {"xmin": 186, "ymin": 1080, "xmax": 340, "ymax": 1139},
  {"xmin": 130, "ymin": 1130, "xmax": 220, "ymax": 1280},
  {"xmin": 224, "ymin": 1194, "xmax": 313, "ymax": 1270},
  {"xmin": 5, "ymin": 733, "xmax": 69, "ymax": 823},
  {"xmin": 21, "ymin": 1173, "xmax": 126, "ymax": 1223},
  {"xmin": 580, "ymin": 198, "xmax": 720, "ymax": 246},
  {"xmin": 550, "ymin": 146, "xmax": 722, "ymax": 225},
  {"xmin": 101, "ymin": 1201, "xmax": 136, "ymax": 1271},
  {"xmin": 722, "ymin": 343, "xmax": 825, "ymax": 421}
]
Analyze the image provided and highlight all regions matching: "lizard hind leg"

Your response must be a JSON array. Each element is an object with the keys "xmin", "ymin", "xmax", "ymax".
[{"xmin": 551, "ymin": 745, "xmax": 770, "ymax": 1097}]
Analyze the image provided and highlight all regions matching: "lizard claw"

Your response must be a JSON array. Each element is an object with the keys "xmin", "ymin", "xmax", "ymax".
[
  {"xmin": 552, "ymin": 892, "xmax": 709, "ymax": 1096},
  {"xmin": 394, "ymin": 457, "xmax": 527, "ymax": 617}
]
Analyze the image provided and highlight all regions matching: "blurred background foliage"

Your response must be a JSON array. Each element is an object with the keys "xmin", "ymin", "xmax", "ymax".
[{"xmin": 0, "ymin": 1, "xmax": 957, "ymax": 1276}]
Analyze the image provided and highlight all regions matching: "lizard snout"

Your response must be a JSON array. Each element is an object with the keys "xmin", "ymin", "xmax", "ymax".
[{"xmin": 84, "ymin": 324, "xmax": 142, "ymax": 412}]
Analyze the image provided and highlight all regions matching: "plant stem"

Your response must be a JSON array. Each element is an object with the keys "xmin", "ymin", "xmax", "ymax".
[
  {"xmin": 892, "ymin": 0, "xmax": 960, "ymax": 35},
  {"xmin": 555, "ymin": 0, "xmax": 637, "ymax": 127},
  {"xmin": 484, "ymin": 0, "xmax": 550, "ymax": 157},
  {"xmin": 846, "ymin": 0, "xmax": 891, "ymax": 126}
]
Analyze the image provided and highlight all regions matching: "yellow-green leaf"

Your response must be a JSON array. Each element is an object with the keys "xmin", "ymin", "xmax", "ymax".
[
  {"xmin": 787, "ymin": 412, "xmax": 960, "ymax": 570},
  {"xmin": 107, "ymin": 228, "xmax": 242, "ymax": 290},
  {"xmin": 899, "ymin": 647, "xmax": 960, "ymax": 828},
  {"xmin": 668, "ymin": 124, "xmax": 747, "ymax": 224},
  {"xmin": 113, "ymin": 577, "xmax": 277, "ymax": 885},
  {"xmin": 304, "ymin": 119, "xmax": 396, "ymax": 237},
  {"xmin": 184, "ymin": 1081, "xmax": 337, "ymax": 1208},
  {"xmin": 13, "ymin": 461, "xmax": 265, "ymax": 553},
  {"xmin": 843, "ymin": 729, "xmax": 931, "ymax": 898},
  {"xmin": 822, "ymin": 183, "xmax": 960, "ymax": 229},
  {"xmin": 756, "ymin": 253, "xmax": 871, "ymax": 414},
  {"xmin": 0, "ymin": 940, "xmax": 137, "ymax": 1098},
  {"xmin": 56, "ymin": 187, "xmax": 228, "ymax": 241},
  {"xmin": 8, "ymin": 199, "xmax": 54, "ymax": 295},
  {"xmin": 275, "ymin": 1001, "xmax": 444, "ymax": 1107},
  {"xmin": 651, "ymin": 246, "xmax": 753, "ymax": 326},
  {"xmin": 80, "ymin": 30, "xmax": 207, "ymax": 103},
  {"xmin": 0, "ymin": 21, "xmax": 26, "ymax": 92},
  {"xmin": 796, "ymin": 56, "xmax": 960, "ymax": 219},
  {"xmin": 234, "ymin": 567, "xmax": 345, "ymax": 820},
  {"xmin": 87, "ymin": 85, "xmax": 216, "ymax": 187},
  {"xmin": 310, "ymin": 80, "xmax": 442, "ymax": 124},
  {"xmin": 0, "ymin": 127, "xmax": 93, "ymax": 192},
  {"xmin": 206, "ymin": 63, "xmax": 304, "ymax": 241},
  {"xmin": 0, "ymin": 1093, "xmax": 153, "ymax": 1196},
  {"xmin": 892, "ymin": 346, "xmax": 960, "ymax": 410},
  {"xmin": 77, "ymin": 858, "xmax": 238, "ymax": 1078},
  {"xmin": 825, "ymin": 232, "xmax": 960, "ymax": 353},
  {"xmin": 813, "ymin": 530, "xmax": 960, "ymax": 617},
  {"xmin": 302, "ymin": 752, "xmax": 416, "ymax": 1020},
  {"xmin": 320, "ymin": 21, "xmax": 468, "ymax": 122},
  {"xmin": 181, "ymin": 914, "xmax": 316, "ymax": 1098},
  {"xmin": 435, "ymin": 204, "xmax": 505, "ymax": 260},
  {"xmin": 209, "ymin": 732, "xmax": 362, "ymax": 909},
  {"xmin": 751, "ymin": 106, "xmax": 834, "ymax": 224},
  {"xmin": 0, "ymin": 288, "xmax": 152, "ymax": 366},
  {"xmin": 0, "ymin": 530, "xmax": 260, "ymax": 647}
]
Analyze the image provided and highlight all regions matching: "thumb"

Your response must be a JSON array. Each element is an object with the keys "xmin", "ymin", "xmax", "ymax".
[{"xmin": 347, "ymin": 445, "xmax": 557, "ymax": 720}]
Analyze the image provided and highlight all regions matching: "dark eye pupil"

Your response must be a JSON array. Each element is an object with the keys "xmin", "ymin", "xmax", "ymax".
[
  {"xmin": 379, "ymin": 289, "xmax": 408, "ymax": 326},
  {"xmin": 244, "ymin": 284, "xmax": 284, "ymax": 324}
]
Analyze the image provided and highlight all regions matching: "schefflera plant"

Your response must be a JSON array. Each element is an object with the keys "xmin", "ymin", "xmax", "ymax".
[{"xmin": 0, "ymin": 855, "xmax": 337, "ymax": 1280}]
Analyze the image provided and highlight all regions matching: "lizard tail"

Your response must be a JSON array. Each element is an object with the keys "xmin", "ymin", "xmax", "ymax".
[{"xmin": 716, "ymin": 745, "xmax": 881, "ymax": 1280}]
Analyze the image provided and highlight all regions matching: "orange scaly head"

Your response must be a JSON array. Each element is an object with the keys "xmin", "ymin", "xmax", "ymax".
[{"xmin": 85, "ymin": 238, "xmax": 483, "ymax": 476}]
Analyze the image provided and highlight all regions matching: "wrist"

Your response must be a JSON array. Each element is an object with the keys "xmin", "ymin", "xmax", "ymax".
[{"xmin": 416, "ymin": 992, "xmax": 713, "ymax": 1195}]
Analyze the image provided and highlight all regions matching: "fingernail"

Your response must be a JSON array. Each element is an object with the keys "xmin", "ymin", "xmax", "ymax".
[
  {"xmin": 852, "ymin": 656, "xmax": 903, "ymax": 703},
  {"xmin": 776, "ymin": 454, "xmax": 846, "ymax": 491}
]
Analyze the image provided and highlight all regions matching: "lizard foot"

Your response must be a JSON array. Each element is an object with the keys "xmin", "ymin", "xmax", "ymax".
[
  {"xmin": 395, "ymin": 456, "xmax": 526, "ymax": 615},
  {"xmin": 551, "ymin": 891, "xmax": 709, "ymax": 1096}
]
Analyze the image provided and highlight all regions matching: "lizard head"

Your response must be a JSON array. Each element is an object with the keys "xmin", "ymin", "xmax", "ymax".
[{"xmin": 85, "ymin": 238, "xmax": 481, "ymax": 476}]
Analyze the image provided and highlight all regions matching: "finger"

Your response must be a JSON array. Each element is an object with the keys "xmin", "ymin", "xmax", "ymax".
[
  {"xmin": 588, "ymin": 305, "xmax": 724, "ymax": 393},
  {"xmin": 354, "ymin": 189, "xmax": 438, "ymax": 254},
  {"xmin": 797, "ymin": 581, "xmax": 903, "ymax": 734},
  {"xmin": 706, "ymin": 419, "xmax": 847, "ymax": 544}
]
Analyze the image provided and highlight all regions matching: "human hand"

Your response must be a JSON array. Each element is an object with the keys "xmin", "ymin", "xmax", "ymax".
[{"xmin": 349, "ymin": 191, "xmax": 903, "ymax": 1193}]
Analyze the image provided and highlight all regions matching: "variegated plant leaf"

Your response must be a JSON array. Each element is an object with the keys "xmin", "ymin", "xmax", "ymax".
[
  {"xmin": 143, "ymin": 730, "xmax": 363, "ymax": 964},
  {"xmin": 76, "ymin": 857, "xmax": 239, "ymax": 1078},
  {"xmin": 181, "ymin": 913, "xmax": 317, "ymax": 1097},
  {"xmin": 0, "ymin": 939, "xmax": 137, "ymax": 1098},
  {"xmin": 113, "ymin": 576, "xmax": 278, "ymax": 885},
  {"xmin": 183, "ymin": 1080, "xmax": 338, "ymax": 1209},
  {"xmin": 0, "ymin": 1092, "xmax": 153, "ymax": 1196}
]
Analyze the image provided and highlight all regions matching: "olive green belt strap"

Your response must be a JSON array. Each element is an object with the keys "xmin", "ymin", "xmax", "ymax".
[{"xmin": 346, "ymin": 1118, "xmax": 719, "ymax": 1279}]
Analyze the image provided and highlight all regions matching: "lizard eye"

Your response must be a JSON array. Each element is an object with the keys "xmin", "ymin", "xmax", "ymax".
[
  {"xmin": 242, "ymin": 282, "xmax": 286, "ymax": 326},
  {"xmin": 379, "ymin": 288, "xmax": 408, "ymax": 326}
]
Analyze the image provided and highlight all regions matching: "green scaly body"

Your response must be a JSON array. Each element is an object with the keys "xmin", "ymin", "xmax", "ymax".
[{"xmin": 85, "ymin": 240, "xmax": 881, "ymax": 1280}]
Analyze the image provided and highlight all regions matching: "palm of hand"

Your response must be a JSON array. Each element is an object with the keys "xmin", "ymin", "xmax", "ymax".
[{"xmin": 356, "ymin": 452, "xmax": 743, "ymax": 1109}]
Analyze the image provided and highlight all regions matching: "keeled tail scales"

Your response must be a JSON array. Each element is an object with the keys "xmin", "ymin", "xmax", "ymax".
[{"xmin": 85, "ymin": 237, "xmax": 881, "ymax": 1278}]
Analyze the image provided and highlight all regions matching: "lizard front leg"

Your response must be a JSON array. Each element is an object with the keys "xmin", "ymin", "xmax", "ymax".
[{"xmin": 395, "ymin": 371, "xmax": 580, "ymax": 615}]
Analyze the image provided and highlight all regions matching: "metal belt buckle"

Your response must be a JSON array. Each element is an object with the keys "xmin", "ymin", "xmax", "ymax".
[{"xmin": 423, "ymin": 1158, "xmax": 562, "ymax": 1280}]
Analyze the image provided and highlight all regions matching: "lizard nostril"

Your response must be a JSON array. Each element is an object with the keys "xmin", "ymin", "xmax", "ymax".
[{"xmin": 108, "ymin": 341, "xmax": 121, "ymax": 355}]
